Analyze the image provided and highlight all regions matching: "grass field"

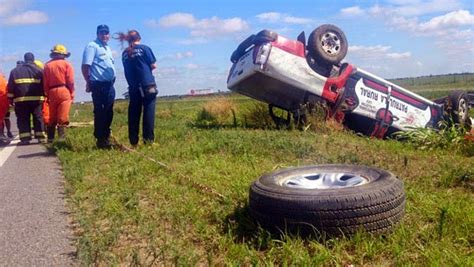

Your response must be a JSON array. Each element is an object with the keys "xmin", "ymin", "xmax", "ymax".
[{"xmin": 55, "ymin": 84, "xmax": 473, "ymax": 265}]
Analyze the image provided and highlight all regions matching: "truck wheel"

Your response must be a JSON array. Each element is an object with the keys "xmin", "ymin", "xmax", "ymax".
[
  {"xmin": 249, "ymin": 165, "xmax": 405, "ymax": 236},
  {"xmin": 448, "ymin": 90, "xmax": 471, "ymax": 128},
  {"xmin": 307, "ymin": 24, "xmax": 348, "ymax": 66}
]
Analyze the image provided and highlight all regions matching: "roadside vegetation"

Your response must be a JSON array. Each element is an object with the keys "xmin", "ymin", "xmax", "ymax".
[{"xmin": 54, "ymin": 81, "xmax": 473, "ymax": 265}]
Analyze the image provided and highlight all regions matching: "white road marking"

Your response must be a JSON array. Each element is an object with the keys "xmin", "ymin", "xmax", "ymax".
[{"xmin": 0, "ymin": 139, "xmax": 19, "ymax": 167}]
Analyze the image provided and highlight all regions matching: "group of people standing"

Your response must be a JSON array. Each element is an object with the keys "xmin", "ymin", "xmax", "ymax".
[{"xmin": 0, "ymin": 24, "xmax": 158, "ymax": 148}]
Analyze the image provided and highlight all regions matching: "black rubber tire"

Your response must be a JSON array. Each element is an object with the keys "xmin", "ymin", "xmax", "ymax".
[
  {"xmin": 448, "ymin": 90, "xmax": 471, "ymax": 127},
  {"xmin": 255, "ymin": 29, "xmax": 277, "ymax": 45},
  {"xmin": 307, "ymin": 24, "xmax": 348, "ymax": 66},
  {"xmin": 249, "ymin": 165, "xmax": 405, "ymax": 236}
]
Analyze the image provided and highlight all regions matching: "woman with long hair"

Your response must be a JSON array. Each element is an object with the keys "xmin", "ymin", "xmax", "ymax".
[{"xmin": 115, "ymin": 30, "xmax": 157, "ymax": 146}]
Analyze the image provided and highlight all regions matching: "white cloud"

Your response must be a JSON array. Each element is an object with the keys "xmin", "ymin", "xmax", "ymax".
[
  {"xmin": 185, "ymin": 63, "xmax": 199, "ymax": 69},
  {"xmin": 348, "ymin": 45, "xmax": 411, "ymax": 61},
  {"xmin": 390, "ymin": 0, "xmax": 462, "ymax": 17},
  {"xmin": 346, "ymin": 44, "xmax": 421, "ymax": 78},
  {"xmin": 176, "ymin": 51, "xmax": 193, "ymax": 59},
  {"xmin": 156, "ymin": 67, "xmax": 178, "ymax": 79},
  {"xmin": 387, "ymin": 52, "xmax": 411, "ymax": 59},
  {"xmin": 256, "ymin": 12, "xmax": 281, "ymax": 23},
  {"xmin": 191, "ymin": 17, "xmax": 248, "ymax": 37},
  {"xmin": 160, "ymin": 51, "xmax": 194, "ymax": 61},
  {"xmin": 256, "ymin": 12, "xmax": 314, "ymax": 25},
  {"xmin": 178, "ymin": 38, "xmax": 208, "ymax": 45},
  {"xmin": 143, "ymin": 19, "xmax": 159, "ymax": 28},
  {"xmin": 282, "ymin": 16, "xmax": 313, "ymax": 24},
  {"xmin": 371, "ymin": 0, "xmax": 463, "ymax": 17},
  {"xmin": 0, "ymin": 0, "xmax": 27, "ymax": 16},
  {"xmin": 346, "ymin": 2, "xmax": 474, "ymax": 64},
  {"xmin": 156, "ymin": 13, "xmax": 249, "ymax": 38},
  {"xmin": 0, "ymin": 0, "xmax": 49, "ymax": 26},
  {"xmin": 2, "ymin": 10, "xmax": 48, "ymax": 25},
  {"xmin": 159, "ymin": 13, "xmax": 196, "ymax": 28},
  {"xmin": 419, "ymin": 10, "xmax": 474, "ymax": 31},
  {"xmin": 340, "ymin": 6, "xmax": 365, "ymax": 17},
  {"xmin": 349, "ymin": 45, "xmax": 391, "ymax": 54},
  {"xmin": 0, "ymin": 54, "xmax": 20, "ymax": 63}
]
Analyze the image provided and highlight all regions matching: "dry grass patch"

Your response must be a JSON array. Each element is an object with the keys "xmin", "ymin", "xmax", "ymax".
[{"xmin": 195, "ymin": 97, "xmax": 237, "ymax": 127}]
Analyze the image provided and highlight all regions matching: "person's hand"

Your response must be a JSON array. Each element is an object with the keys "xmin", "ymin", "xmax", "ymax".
[{"xmin": 85, "ymin": 81, "xmax": 91, "ymax": 93}]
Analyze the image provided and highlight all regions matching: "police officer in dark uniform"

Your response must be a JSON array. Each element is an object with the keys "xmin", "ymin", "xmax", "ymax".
[{"xmin": 7, "ymin": 52, "xmax": 46, "ymax": 145}]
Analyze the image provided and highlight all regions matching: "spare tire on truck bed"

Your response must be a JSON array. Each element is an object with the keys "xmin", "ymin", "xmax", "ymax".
[{"xmin": 249, "ymin": 164, "xmax": 406, "ymax": 236}]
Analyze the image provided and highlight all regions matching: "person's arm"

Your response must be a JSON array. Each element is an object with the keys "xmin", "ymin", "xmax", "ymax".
[
  {"xmin": 146, "ymin": 46, "xmax": 157, "ymax": 70},
  {"xmin": 81, "ymin": 64, "xmax": 91, "ymax": 92},
  {"xmin": 42, "ymin": 65, "xmax": 49, "ymax": 98},
  {"xmin": 82, "ymin": 43, "xmax": 95, "ymax": 92},
  {"xmin": 67, "ymin": 63, "xmax": 75, "ymax": 100},
  {"xmin": 7, "ymin": 72, "xmax": 14, "ymax": 104}
]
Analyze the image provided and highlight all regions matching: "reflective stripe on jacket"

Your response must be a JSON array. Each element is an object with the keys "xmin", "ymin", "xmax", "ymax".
[
  {"xmin": 13, "ymin": 95, "xmax": 45, "ymax": 103},
  {"xmin": 7, "ymin": 62, "xmax": 44, "ymax": 102}
]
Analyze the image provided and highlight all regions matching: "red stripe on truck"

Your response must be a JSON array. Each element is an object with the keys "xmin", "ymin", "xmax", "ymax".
[{"xmin": 271, "ymin": 35, "xmax": 305, "ymax": 58}]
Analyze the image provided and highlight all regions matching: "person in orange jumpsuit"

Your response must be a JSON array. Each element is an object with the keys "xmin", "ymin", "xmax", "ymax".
[
  {"xmin": 43, "ymin": 44, "xmax": 75, "ymax": 142},
  {"xmin": 0, "ymin": 73, "xmax": 8, "ymax": 141},
  {"xmin": 33, "ymin": 60, "xmax": 51, "ymax": 129}
]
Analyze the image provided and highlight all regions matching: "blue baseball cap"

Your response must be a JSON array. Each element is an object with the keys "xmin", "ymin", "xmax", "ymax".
[{"xmin": 96, "ymin": 24, "xmax": 110, "ymax": 34}]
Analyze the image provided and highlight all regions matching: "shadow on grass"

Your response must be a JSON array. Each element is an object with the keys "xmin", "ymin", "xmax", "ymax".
[
  {"xmin": 188, "ymin": 122, "xmax": 239, "ymax": 130},
  {"xmin": 222, "ymin": 203, "xmax": 331, "ymax": 251},
  {"xmin": 222, "ymin": 203, "xmax": 274, "ymax": 250}
]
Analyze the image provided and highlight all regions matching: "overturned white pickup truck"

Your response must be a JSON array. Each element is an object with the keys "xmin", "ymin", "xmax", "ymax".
[{"xmin": 227, "ymin": 24, "xmax": 471, "ymax": 138}]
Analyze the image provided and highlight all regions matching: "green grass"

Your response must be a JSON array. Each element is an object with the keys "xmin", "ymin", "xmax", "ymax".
[{"xmin": 55, "ymin": 90, "xmax": 474, "ymax": 265}]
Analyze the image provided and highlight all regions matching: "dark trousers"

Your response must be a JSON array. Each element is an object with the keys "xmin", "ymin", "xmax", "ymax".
[
  {"xmin": 91, "ymin": 81, "xmax": 115, "ymax": 143},
  {"xmin": 15, "ymin": 101, "xmax": 45, "ymax": 141},
  {"xmin": 128, "ymin": 87, "xmax": 157, "ymax": 145}
]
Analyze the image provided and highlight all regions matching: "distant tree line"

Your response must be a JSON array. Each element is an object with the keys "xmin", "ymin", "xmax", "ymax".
[{"xmin": 389, "ymin": 73, "xmax": 474, "ymax": 87}]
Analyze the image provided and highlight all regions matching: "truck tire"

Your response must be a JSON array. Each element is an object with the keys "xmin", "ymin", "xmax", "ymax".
[
  {"xmin": 255, "ymin": 29, "xmax": 277, "ymax": 44},
  {"xmin": 249, "ymin": 165, "xmax": 405, "ymax": 236},
  {"xmin": 307, "ymin": 24, "xmax": 348, "ymax": 66},
  {"xmin": 448, "ymin": 90, "xmax": 471, "ymax": 128}
]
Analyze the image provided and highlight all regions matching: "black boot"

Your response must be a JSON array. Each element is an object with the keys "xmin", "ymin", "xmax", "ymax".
[
  {"xmin": 57, "ymin": 126, "xmax": 66, "ymax": 141},
  {"xmin": 47, "ymin": 126, "xmax": 55, "ymax": 143}
]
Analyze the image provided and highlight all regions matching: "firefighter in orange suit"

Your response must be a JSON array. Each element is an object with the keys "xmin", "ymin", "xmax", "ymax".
[
  {"xmin": 0, "ymin": 73, "xmax": 8, "ymax": 140},
  {"xmin": 7, "ymin": 52, "xmax": 46, "ymax": 145},
  {"xmin": 34, "ymin": 60, "xmax": 50, "ymax": 128},
  {"xmin": 43, "ymin": 44, "xmax": 75, "ymax": 142}
]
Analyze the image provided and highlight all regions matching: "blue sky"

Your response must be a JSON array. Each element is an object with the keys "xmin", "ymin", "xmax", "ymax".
[{"xmin": 0, "ymin": 0, "xmax": 473, "ymax": 102}]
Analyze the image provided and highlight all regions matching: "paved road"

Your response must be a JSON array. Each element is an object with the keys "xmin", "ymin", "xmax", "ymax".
[{"xmin": 0, "ymin": 120, "xmax": 76, "ymax": 266}]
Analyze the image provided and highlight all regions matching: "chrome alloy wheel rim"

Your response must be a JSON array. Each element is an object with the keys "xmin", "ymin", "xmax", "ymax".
[
  {"xmin": 281, "ymin": 172, "xmax": 368, "ymax": 189},
  {"xmin": 321, "ymin": 32, "xmax": 341, "ymax": 56}
]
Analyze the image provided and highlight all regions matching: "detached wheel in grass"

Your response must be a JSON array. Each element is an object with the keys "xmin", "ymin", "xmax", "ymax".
[
  {"xmin": 249, "ymin": 165, "xmax": 405, "ymax": 236},
  {"xmin": 448, "ymin": 90, "xmax": 471, "ymax": 128},
  {"xmin": 308, "ymin": 24, "xmax": 348, "ymax": 66}
]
